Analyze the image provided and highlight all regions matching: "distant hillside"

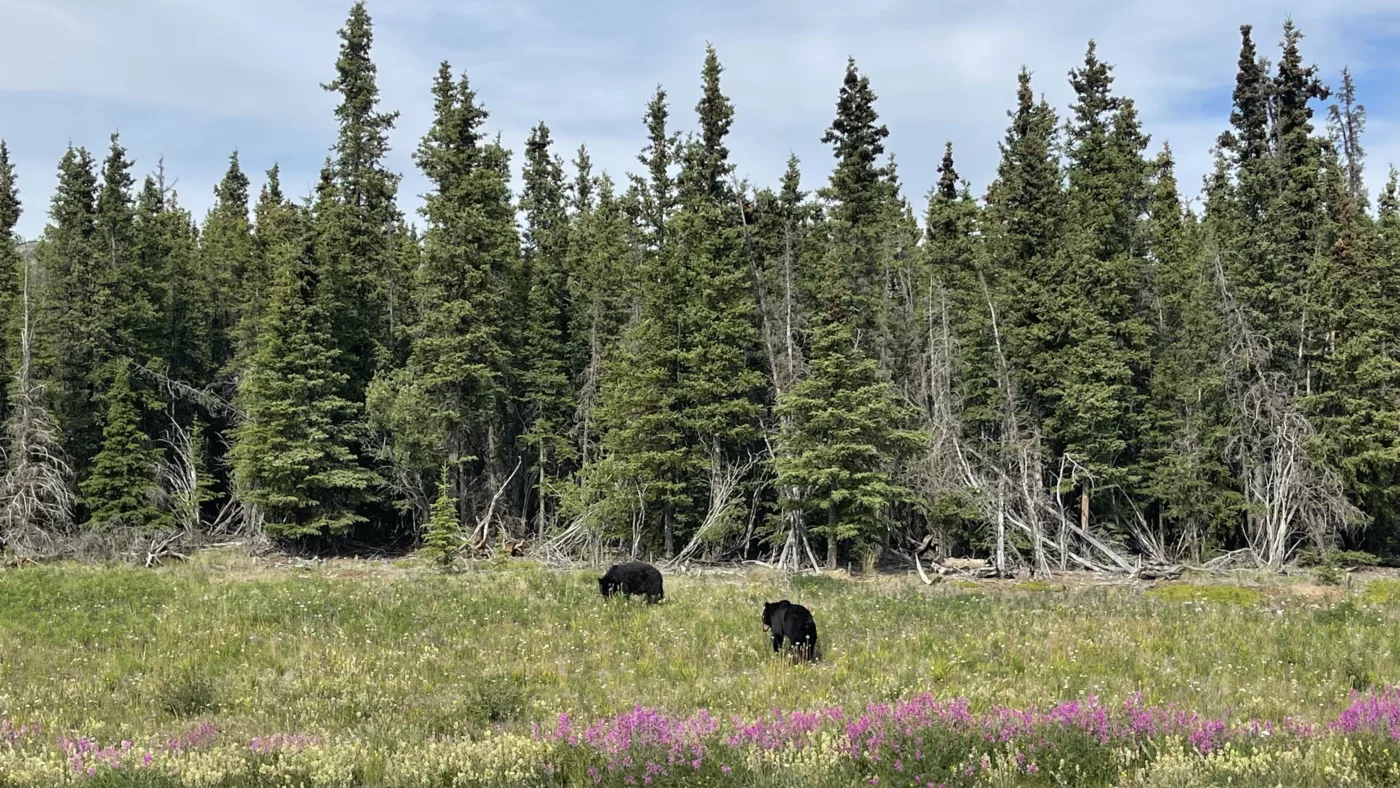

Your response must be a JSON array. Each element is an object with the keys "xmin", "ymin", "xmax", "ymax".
[{"xmin": 17, "ymin": 239, "xmax": 35, "ymax": 261}]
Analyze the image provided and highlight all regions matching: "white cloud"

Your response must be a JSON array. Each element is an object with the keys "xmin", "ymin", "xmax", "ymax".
[{"xmin": 2, "ymin": 0, "xmax": 1397, "ymax": 239}]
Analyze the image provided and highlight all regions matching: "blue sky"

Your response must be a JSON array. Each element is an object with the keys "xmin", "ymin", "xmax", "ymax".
[{"xmin": 3, "ymin": 0, "xmax": 1400, "ymax": 241}]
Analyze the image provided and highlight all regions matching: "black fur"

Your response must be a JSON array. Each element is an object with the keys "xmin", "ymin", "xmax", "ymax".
[
  {"xmin": 762, "ymin": 600, "xmax": 819, "ymax": 661},
  {"xmin": 598, "ymin": 562, "xmax": 664, "ymax": 604}
]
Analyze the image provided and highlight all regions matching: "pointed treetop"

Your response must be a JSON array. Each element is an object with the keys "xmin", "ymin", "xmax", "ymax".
[
  {"xmin": 779, "ymin": 153, "xmax": 804, "ymax": 208},
  {"xmin": 1068, "ymin": 39, "xmax": 1118, "ymax": 125},
  {"xmin": 822, "ymin": 57, "xmax": 890, "ymax": 223},
  {"xmin": 1379, "ymin": 166, "xmax": 1399, "ymax": 221},
  {"xmin": 693, "ymin": 43, "xmax": 736, "ymax": 198},
  {"xmin": 935, "ymin": 142, "xmax": 959, "ymax": 201},
  {"xmin": 98, "ymin": 133, "xmax": 135, "ymax": 212},
  {"xmin": 324, "ymin": 1, "xmax": 398, "ymax": 126},
  {"xmin": 262, "ymin": 164, "xmax": 284, "ymax": 204},
  {"xmin": 1224, "ymin": 24, "xmax": 1270, "ymax": 158},
  {"xmin": 214, "ymin": 150, "xmax": 250, "ymax": 212},
  {"xmin": 571, "ymin": 145, "xmax": 595, "ymax": 212}
]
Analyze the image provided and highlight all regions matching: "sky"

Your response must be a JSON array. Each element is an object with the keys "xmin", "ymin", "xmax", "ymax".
[{"xmin": 3, "ymin": 0, "xmax": 1400, "ymax": 242}]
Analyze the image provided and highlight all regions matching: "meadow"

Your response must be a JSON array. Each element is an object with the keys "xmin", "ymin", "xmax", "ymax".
[{"xmin": 4, "ymin": 551, "xmax": 1400, "ymax": 785}]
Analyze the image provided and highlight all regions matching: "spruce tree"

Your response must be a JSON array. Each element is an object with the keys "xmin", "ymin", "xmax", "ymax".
[
  {"xmin": 568, "ymin": 169, "xmax": 630, "ymax": 468},
  {"xmin": 247, "ymin": 166, "xmax": 295, "ymax": 359},
  {"xmin": 982, "ymin": 68, "xmax": 1065, "ymax": 419},
  {"xmin": 777, "ymin": 59, "xmax": 919, "ymax": 568},
  {"xmin": 519, "ymin": 122, "xmax": 575, "ymax": 534},
  {"xmin": 595, "ymin": 87, "xmax": 689, "ymax": 556},
  {"xmin": 0, "ymin": 142, "xmax": 19, "ymax": 418},
  {"xmin": 80, "ymin": 362, "xmax": 169, "ymax": 530},
  {"xmin": 376, "ymin": 62, "xmax": 517, "ymax": 525},
  {"xmin": 203, "ymin": 152, "xmax": 256, "ymax": 373},
  {"xmin": 673, "ymin": 46, "xmax": 764, "ymax": 542},
  {"xmin": 923, "ymin": 143, "xmax": 983, "ymax": 412},
  {"xmin": 38, "ymin": 146, "xmax": 105, "ymax": 481},
  {"xmin": 1271, "ymin": 20, "xmax": 1330, "ymax": 381},
  {"xmin": 1038, "ymin": 42, "xmax": 1152, "ymax": 524},
  {"xmin": 1140, "ymin": 147, "xmax": 1238, "ymax": 552},
  {"xmin": 421, "ymin": 464, "xmax": 461, "ymax": 569},
  {"xmin": 317, "ymin": 0, "xmax": 404, "ymax": 400},
  {"xmin": 230, "ymin": 209, "xmax": 378, "ymax": 539}
]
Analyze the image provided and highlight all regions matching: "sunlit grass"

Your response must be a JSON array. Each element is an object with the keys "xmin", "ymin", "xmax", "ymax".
[{"xmin": 2, "ymin": 553, "xmax": 1400, "ymax": 784}]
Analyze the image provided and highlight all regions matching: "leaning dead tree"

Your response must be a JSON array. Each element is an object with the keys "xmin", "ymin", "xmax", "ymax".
[
  {"xmin": 1212, "ymin": 252, "xmax": 1358, "ymax": 568},
  {"xmin": 910, "ymin": 275, "xmax": 1137, "ymax": 579},
  {"xmin": 0, "ymin": 255, "xmax": 74, "ymax": 559},
  {"xmin": 668, "ymin": 447, "xmax": 761, "ymax": 566}
]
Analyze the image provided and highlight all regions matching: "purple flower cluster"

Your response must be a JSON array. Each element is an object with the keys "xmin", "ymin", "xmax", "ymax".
[
  {"xmin": 535, "ymin": 691, "xmax": 1350, "ymax": 783},
  {"xmin": 0, "ymin": 719, "xmax": 39, "ymax": 743},
  {"xmin": 8, "ymin": 687, "xmax": 1400, "ymax": 784},
  {"xmin": 57, "ymin": 723, "xmax": 221, "ymax": 777},
  {"xmin": 539, "ymin": 706, "xmax": 719, "ymax": 783},
  {"xmin": 1333, "ymin": 686, "xmax": 1400, "ymax": 738}
]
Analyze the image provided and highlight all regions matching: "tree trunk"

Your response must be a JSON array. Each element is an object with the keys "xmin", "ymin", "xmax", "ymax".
[
  {"xmin": 535, "ymin": 446, "xmax": 547, "ymax": 539},
  {"xmin": 663, "ymin": 500, "xmax": 674, "ymax": 558},
  {"xmin": 1080, "ymin": 487, "xmax": 1089, "ymax": 535},
  {"xmin": 825, "ymin": 507, "xmax": 838, "ymax": 570}
]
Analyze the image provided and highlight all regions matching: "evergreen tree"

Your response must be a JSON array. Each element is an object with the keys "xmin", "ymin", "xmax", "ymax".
[
  {"xmin": 38, "ymin": 146, "xmax": 105, "ymax": 481},
  {"xmin": 519, "ymin": 122, "xmax": 575, "ymax": 534},
  {"xmin": 568, "ymin": 169, "xmax": 630, "ymax": 468},
  {"xmin": 79, "ymin": 362, "xmax": 168, "ymax": 530},
  {"xmin": 922, "ymin": 143, "xmax": 986, "ymax": 433},
  {"xmin": 372, "ymin": 62, "xmax": 517, "ymax": 526},
  {"xmin": 421, "ymin": 464, "xmax": 461, "ymax": 569},
  {"xmin": 247, "ymin": 166, "xmax": 295, "ymax": 359},
  {"xmin": 230, "ymin": 209, "xmax": 378, "ymax": 538},
  {"xmin": 1038, "ymin": 42, "xmax": 1152, "ymax": 524},
  {"xmin": 777, "ymin": 59, "xmax": 919, "ymax": 568},
  {"xmin": 673, "ymin": 45, "xmax": 764, "ymax": 540},
  {"xmin": 595, "ymin": 87, "xmax": 689, "ymax": 556},
  {"xmin": 1140, "ymin": 147, "xmax": 1238, "ymax": 552},
  {"xmin": 203, "ymin": 152, "xmax": 256, "ymax": 372},
  {"xmin": 317, "ymin": 0, "xmax": 404, "ymax": 400},
  {"xmin": 0, "ymin": 142, "xmax": 19, "ymax": 418},
  {"xmin": 982, "ymin": 68, "xmax": 1065, "ymax": 419},
  {"xmin": 1271, "ymin": 20, "xmax": 1330, "ymax": 381}
]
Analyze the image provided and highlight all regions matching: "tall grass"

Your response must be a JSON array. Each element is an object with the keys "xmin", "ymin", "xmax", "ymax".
[{"xmin": 2, "ymin": 554, "xmax": 1399, "ymax": 784}]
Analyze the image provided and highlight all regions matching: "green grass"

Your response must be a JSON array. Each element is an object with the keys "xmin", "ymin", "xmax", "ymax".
[{"xmin": 4, "ymin": 555, "xmax": 1400, "ymax": 785}]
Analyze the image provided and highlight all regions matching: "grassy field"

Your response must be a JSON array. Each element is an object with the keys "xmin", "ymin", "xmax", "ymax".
[{"xmin": 3, "ymin": 551, "xmax": 1400, "ymax": 785}]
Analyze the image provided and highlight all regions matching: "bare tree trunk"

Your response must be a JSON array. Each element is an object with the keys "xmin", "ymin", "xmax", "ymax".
[
  {"xmin": 663, "ymin": 500, "xmax": 674, "ymax": 559},
  {"xmin": 825, "ymin": 507, "xmax": 837, "ymax": 570}
]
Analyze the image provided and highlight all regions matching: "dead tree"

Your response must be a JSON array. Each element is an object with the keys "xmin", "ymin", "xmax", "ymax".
[
  {"xmin": 0, "ymin": 254, "xmax": 74, "ymax": 559},
  {"xmin": 1211, "ymin": 252, "xmax": 1358, "ymax": 567},
  {"xmin": 736, "ymin": 178, "xmax": 819, "ymax": 573}
]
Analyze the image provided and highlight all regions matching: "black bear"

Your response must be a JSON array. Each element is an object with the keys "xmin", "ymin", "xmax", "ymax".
[
  {"xmin": 762, "ymin": 600, "xmax": 819, "ymax": 661},
  {"xmin": 598, "ymin": 562, "xmax": 665, "ymax": 604}
]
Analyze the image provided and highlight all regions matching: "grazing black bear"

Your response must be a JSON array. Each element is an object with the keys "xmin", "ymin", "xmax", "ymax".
[
  {"xmin": 762, "ymin": 600, "xmax": 819, "ymax": 661},
  {"xmin": 598, "ymin": 562, "xmax": 664, "ymax": 604}
]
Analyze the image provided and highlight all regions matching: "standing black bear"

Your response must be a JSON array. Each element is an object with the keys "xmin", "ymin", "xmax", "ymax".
[
  {"xmin": 598, "ymin": 562, "xmax": 665, "ymax": 604},
  {"xmin": 762, "ymin": 600, "xmax": 819, "ymax": 661}
]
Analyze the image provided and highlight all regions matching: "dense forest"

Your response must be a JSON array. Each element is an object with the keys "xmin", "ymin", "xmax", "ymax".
[{"xmin": 0, "ymin": 4, "xmax": 1391, "ymax": 573}]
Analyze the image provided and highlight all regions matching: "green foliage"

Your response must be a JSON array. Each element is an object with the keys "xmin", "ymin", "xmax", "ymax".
[
  {"xmin": 421, "ymin": 466, "xmax": 461, "ymax": 570},
  {"xmin": 1313, "ymin": 564, "xmax": 1343, "ymax": 586},
  {"xmin": 78, "ymin": 363, "xmax": 169, "ymax": 531},
  {"xmin": 156, "ymin": 664, "xmax": 218, "ymax": 718},
  {"xmin": 316, "ymin": 0, "xmax": 404, "ymax": 402},
  {"xmin": 229, "ymin": 217, "xmax": 378, "ymax": 539},
  {"xmin": 1145, "ymin": 583, "xmax": 1264, "ymax": 606}
]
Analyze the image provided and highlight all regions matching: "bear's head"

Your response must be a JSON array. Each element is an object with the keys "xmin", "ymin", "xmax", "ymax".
[{"xmin": 761, "ymin": 600, "xmax": 789, "ymax": 631}]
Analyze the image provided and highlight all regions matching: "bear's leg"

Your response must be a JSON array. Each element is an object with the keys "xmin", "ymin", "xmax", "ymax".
[{"xmin": 771, "ymin": 634, "xmax": 784, "ymax": 653}]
